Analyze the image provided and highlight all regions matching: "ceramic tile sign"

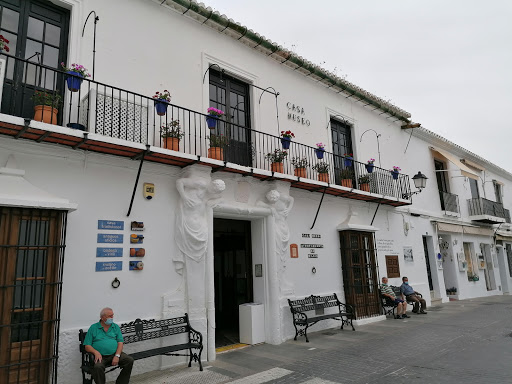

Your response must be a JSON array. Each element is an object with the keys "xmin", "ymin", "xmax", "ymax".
[
  {"xmin": 130, "ymin": 234, "xmax": 144, "ymax": 244},
  {"xmin": 96, "ymin": 261, "xmax": 122, "ymax": 272},
  {"xmin": 97, "ymin": 234, "xmax": 124, "ymax": 243},
  {"xmin": 129, "ymin": 261, "xmax": 144, "ymax": 271},
  {"xmin": 129, "ymin": 248, "xmax": 145, "ymax": 257},
  {"xmin": 404, "ymin": 246, "xmax": 414, "ymax": 262},
  {"xmin": 96, "ymin": 248, "xmax": 123, "ymax": 257},
  {"xmin": 300, "ymin": 243, "xmax": 323, "ymax": 258},
  {"xmin": 131, "ymin": 221, "xmax": 144, "ymax": 231},
  {"xmin": 98, "ymin": 220, "xmax": 124, "ymax": 230}
]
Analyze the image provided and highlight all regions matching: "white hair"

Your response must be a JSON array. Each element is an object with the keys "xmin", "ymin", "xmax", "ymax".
[{"xmin": 100, "ymin": 307, "xmax": 113, "ymax": 318}]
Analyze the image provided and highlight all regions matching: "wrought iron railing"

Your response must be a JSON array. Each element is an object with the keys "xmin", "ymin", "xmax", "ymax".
[
  {"xmin": 439, "ymin": 190, "xmax": 459, "ymax": 214},
  {"xmin": 467, "ymin": 197, "xmax": 507, "ymax": 219},
  {"xmin": 0, "ymin": 53, "xmax": 410, "ymax": 200}
]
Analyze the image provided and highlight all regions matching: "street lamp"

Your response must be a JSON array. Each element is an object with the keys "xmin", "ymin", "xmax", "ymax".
[{"xmin": 402, "ymin": 171, "xmax": 428, "ymax": 199}]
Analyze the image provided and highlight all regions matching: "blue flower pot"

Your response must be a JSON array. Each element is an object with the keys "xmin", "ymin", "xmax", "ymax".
[
  {"xmin": 66, "ymin": 71, "xmax": 83, "ymax": 92},
  {"xmin": 344, "ymin": 158, "xmax": 353, "ymax": 167},
  {"xmin": 391, "ymin": 171, "xmax": 399, "ymax": 180},
  {"xmin": 281, "ymin": 137, "xmax": 291, "ymax": 149},
  {"xmin": 206, "ymin": 115, "xmax": 218, "ymax": 129},
  {"xmin": 365, "ymin": 164, "xmax": 374, "ymax": 173},
  {"xmin": 154, "ymin": 100, "xmax": 168, "ymax": 116},
  {"xmin": 315, "ymin": 148, "xmax": 325, "ymax": 159}
]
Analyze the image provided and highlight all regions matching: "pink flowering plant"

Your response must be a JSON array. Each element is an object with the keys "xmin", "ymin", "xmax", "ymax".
[
  {"xmin": 153, "ymin": 90, "xmax": 171, "ymax": 103},
  {"xmin": 61, "ymin": 62, "xmax": 91, "ymax": 77},
  {"xmin": 0, "ymin": 35, "xmax": 10, "ymax": 52},
  {"xmin": 392, "ymin": 166, "xmax": 401, "ymax": 172},
  {"xmin": 316, "ymin": 143, "xmax": 325, "ymax": 150},
  {"xmin": 207, "ymin": 107, "xmax": 224, "ymax": 117},
  {"xmin": 280, "ymin": 130, "xmax": 295, "ymax": 139},
  {"xmin": 367, "ymin": 158, "xmax": 375, "ymax": 164}
]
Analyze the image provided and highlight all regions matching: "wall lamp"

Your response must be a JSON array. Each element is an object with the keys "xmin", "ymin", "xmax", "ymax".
[{"xmin": 402, "ymin": 171, "xmax": 428, "ymax": 199}]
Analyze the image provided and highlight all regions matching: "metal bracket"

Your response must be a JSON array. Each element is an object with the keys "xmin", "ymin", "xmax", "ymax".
[
  {"xmin": 211, "ymin": 162, "xmax": 227, "ymax": 173},
  {"xmin": 15, "ymin": 118, "xmax": 31, "ymax": 139},
  {"xmin": 127, "ymin": 145, "xmax": 150, "ymax": 217},
  {"xmin": 370, "ymin": 199, "xmax": 383, "ymax": 226},
  {"xmin": 180, "ymin": 156, "xmax": 200, "ymax": 168},
  {"xmin": 310, "ymin": 187, "xmax": 327, "ymax": 229},
  {"xmin": 242, "ymin": 168, "xmax": 254, "ymax": 177},
  {"xmin": 36, "ymin": 131, "xmax": 51, "ymax": 143},
  {"xmin": 73, "ymin": 132, "xmax": 89, "ymax": 149}
]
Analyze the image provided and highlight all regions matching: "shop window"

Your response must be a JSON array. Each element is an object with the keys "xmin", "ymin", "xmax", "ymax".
[{"xmin": 385, "ymin": 255, "xmax": 400, "ymax": 278}]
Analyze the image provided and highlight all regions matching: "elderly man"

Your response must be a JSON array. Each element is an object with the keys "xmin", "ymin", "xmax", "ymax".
[
  {"xmin": 83, "ymin": 307, "xmax": 134, "ymax": 384},
  {"xmin": 380, "ymin": 277, "xmax": 409, "ymax": 319},
  {"xmin": 400, "ymin": 276, "xmax": 427, "ymax": 314}
]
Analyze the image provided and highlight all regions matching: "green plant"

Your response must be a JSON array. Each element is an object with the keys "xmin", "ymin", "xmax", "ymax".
[
  {"xmin": 312, "ymin": 162, "xmax": 330, "ymax": 173},
  {"xmin": 339, "ymin": 168, "xmax": 354, "ymax": 179},
  {"xmin": 266, "ymin": 149, "xmax": 288, "ymax": 163},
  {"xmin": 32, "ymin": 90, "xmax": 62, "ymax": 108},
  {"xmin": 161, "ymin": 120, "xmax": 183, "ymax": 139},
  {"xmin": 291, "ymin": 157, "xmax": 309, "ymax": 169},
  {"xmin": 358, "ymin": 175, "xmax": 370, "ymax": 184},
  {"xmin": 208, "ymin": 134, "xmax": 229, "ymax": 147}
]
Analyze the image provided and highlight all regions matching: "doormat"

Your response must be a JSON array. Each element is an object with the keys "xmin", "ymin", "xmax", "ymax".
[{"xmin": 216, "ymin": 343, "xmax": 249, "ymax": 353}]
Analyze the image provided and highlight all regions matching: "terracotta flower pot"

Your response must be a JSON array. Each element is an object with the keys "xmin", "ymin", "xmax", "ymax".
[
  {"xmin": 34, "ymin": 105, "xmax": 58, "ymax": 125},
  {"xmin": 271, "ymin": 162, "xmax": 284, "ymax": 173},
  {"xmin": 360, "ymin": 183, "xmax": 370, "ymax": 192},
  {"xmin": 208, "ymin": 147, "xmax": 223, "ymax": 161},
  {"xmin": 318, "ymin": 173, "xmax": 329, "ymax": 183},
  {"xmin": 294, "ymin": 168, "xmax": 307, "ymax": 178},
  {"xmin": 164, "ymin": 137, "xmax": 179, "ymax": 151},
  {"xmin": 341, "ymin": 179, "xmax": 353, "ymax": 188}
]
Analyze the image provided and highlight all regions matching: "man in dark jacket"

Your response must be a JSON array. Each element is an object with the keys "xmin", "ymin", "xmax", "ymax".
[{"xmin": 400, "ymin": 277, "xmax": 427, "ymax": 314}]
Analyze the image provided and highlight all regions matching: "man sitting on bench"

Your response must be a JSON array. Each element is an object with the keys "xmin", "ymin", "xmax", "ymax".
[
  {"xmin": 83, "ymin": 307, "xmax": 134, "ymax": 384},
  {"xmin": 400, "ymin": 276, "xmax": 427, "ymax": 314},
  {"xmin": 380, "ymin": 277, "xmax": 409, "ymax": 319}
]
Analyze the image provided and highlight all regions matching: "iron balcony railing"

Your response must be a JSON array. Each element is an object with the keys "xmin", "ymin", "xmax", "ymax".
[
  {"xmin": 505, "ymin": 209, "xmax": 511, "ymax": 224},
  {"xmin": 439, "ymin": 190, "xmax": 460, "ymax": 214},
  {"xmin": 0, "ymin": 53, "xmax": 410, "ymax": 200},
  {"xmin": 467, "ymin": 197, "xmax": 507, "ymax": 219}
]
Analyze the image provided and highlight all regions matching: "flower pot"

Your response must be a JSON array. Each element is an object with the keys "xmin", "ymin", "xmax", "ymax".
[
  {"xmin": 34, "ymin": 105, "xmax": 58, "ymax": 125},
  {"xmin": 344, "ymin": 158, "xmax": 353, "ymax": 167},
  {"xmin": 206, "ymin": 115, "xmax": 218, "ymax": 129},
  {"xmin": 271, "ymin": 162, "xmax": 284, "ymax": 173},
  {"xmin": 208, "ymin": 147, "xmax": 224, "ymax": 161},
  {"xmin": 315, "ymin": 148, "xmax": 325, "ymax": 159},
  {"xmin": 391, "ymin": 171, "xmax": 399, "ymax": 180},
  {"xmin": 294, "ymin": 168, "xmax": 307, "ymax": 178},
  {"xmin": 281, "ymin": 137, "xmax": 291, "ymax": 149},
  {"xmin": 164, "ymin": 137, "xmax": 179, "ymax": 151},
  {"xmin": 341, "ymin": 179, "xmax": 353, "ymax": 188},
  {"xmin": 318, "ymin": 173, "xmax": 329, "ymax": 183},
  {"xmin": 154, "ymin": 100, "xmax": 168, "ymax": 116},
  {"xmin": 365, "ymin": 164, "xmax": 374, "ymax": 173},
  {"xmin": 360, "ymin": 183, "xmax": 370, "ymax": 192},
  {"xmin": 66, "ymin": 71, "xmax": 83, "ymax": 92}
]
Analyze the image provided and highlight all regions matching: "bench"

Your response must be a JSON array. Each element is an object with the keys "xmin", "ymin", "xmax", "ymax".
[
  {"xmin": 379, "ymin": 286, "xmax": 423, "ymax": 317},
  {"xmin": 78, "ymin": 313, "xmax": 203, "ymax": 384},
  {"xmin": 288, "ymin": 293, "xmax": 355, "ymax": 342}
]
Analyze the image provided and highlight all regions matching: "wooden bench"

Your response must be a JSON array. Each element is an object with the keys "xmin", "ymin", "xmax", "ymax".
[
  {"xmin": 379, "ymin": 286, "xmax": 423, "ymax": 318},
  {"xmin": 288, "ymin": 293, "xmax": 355, "ymax": 342},
  {"xmin": 78, "ymin": 313, "xmax": 203, "ymax": 384}
]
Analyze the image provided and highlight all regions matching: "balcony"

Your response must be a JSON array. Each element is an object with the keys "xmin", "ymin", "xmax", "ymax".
[
  {"xmin": 0, "ymin": 53, "xmax": 411, "ymax": 207},
  {"xmin": 439, "ymin": 190, "xmax": 460, "ymax": 215},
  {"xmin": 467, "ymin": 198, "xmax": 507, "ymax": 224}
]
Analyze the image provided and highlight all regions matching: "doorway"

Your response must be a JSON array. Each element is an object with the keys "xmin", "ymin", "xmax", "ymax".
[{"xmin": 213, "ymin": 218, "xmax": 253, "ymax": 347}]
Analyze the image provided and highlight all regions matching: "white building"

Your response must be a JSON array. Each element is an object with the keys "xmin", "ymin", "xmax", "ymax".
[{"xmin": 0, "ymin": 1, "xmax": 510, "ymax": 383}]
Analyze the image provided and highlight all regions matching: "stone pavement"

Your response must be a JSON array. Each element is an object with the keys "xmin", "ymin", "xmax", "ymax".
[{"xmin": 113, "ymin": 296, "xmax": 512, "ymax": 383}]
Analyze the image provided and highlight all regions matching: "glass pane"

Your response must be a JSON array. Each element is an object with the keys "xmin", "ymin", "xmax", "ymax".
[
  {"xmin": 27, "ymin": 17, "xmax": 44, "ymax": 40},
  {"xmin": 43, "ymin": 44, "xmax": 58, "ymax": 68},
  {"xmin": 11, "ymin": 311, "xmax": 43, "ymax": 342},
  {"xmin": 1, "ymin": 7, "xmax": 19, "ymax": 32},
  {"xmin": 45, "ymin": 23, "xmax": 60, "ymax": 46},
  {"xmin": 16, "ymin": 250, "xmax": 47, "ymax": 278},
  {"xmin": 25, "ymin": 38, "xmax": 41, "ymax": 61},
  {"xmin": 18, "ymin": 219, "xmax": 49, "ymax": 246},
  {"xmin": 13, "ymin": 280, "xmax": 44, "ymax": 309}
]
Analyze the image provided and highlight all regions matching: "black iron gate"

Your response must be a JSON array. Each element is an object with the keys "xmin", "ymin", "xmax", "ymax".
[{"xmin": 0, "ymin": 207, "xmax": 67, "ymax": 384}]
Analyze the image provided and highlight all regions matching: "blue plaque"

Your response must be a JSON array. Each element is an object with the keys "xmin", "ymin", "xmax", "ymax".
[
  {"xmin": 96, "ymin": 248, "xmax": 123, "ymax": 258},
  {"xmin": 98, "ymin": 220, "xmax": 124, "ymax": 230},
  {"xmin": 96, "ymin": 261, "xmax": 122, "ymax": 272},
  {"xmin": 97, "ymin": 234, "xmax": 124, "ymax": 243}
]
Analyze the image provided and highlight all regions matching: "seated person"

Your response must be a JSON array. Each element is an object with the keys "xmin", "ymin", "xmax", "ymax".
[
  {"xmin": 83, "ymin": 307, "xmax": 134, "ymax": 384},
  {"xmin": 400, "ymin": 276, "xmax": 427, "ymax": 314},
  {"xmin": 380, "ymin": 277, "xmax": 409, "ymax": 319}
]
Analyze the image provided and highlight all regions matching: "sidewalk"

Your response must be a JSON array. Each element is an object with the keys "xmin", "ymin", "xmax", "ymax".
[{"xmin": 110, "ymin": 296, "xmax": 512, "ymax": 383}]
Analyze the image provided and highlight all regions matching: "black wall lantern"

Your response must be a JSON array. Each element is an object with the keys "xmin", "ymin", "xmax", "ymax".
[{"xmin": 402, "ymin": 171, "xmax": 428, "ymax": 199}]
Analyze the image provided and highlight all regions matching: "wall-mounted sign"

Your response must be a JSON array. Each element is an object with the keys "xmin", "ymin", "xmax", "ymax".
[
  {"xmin": 404, "ymin": 246, "xmax": 413, "ymax": 262},
  {"xmin": 143, "ymin": 183, "xmax": 155, "ymax": 200},
  {"xmin": 300, "ymin": 244, "xmax": 323, "ymax": 248},
  {"xmin": 301, "ymin": 233, "xmax": 321, "ymax": 238},
  {"xmin": 377, "ymin": 239, "xmax": 397, "ymax": 254},
  {"xmin": 129, "ymin": 261, "xmax": 144, "ymax": 271},
  {"xmin": 130, "ymin": 234, "xmax": 144, "ymax": 244},
  {"xmin": 286, "ymin": 102, "xmax": 311, "ymax": 126},
  {"xmin": 290, "ymin": 244, "xmax": 298, "ymax": 258},
  {"xmin": 97, "ymin": 234, "xmax": 124, "ymax": 243},
  {"xmin": 96, "ymin": 248, "xmax": 123, "ymax": 258},
  {"xmin": 96, "ymin": 261, "xmax": 122, "ymax": 272},
  {"xmin": 131, "ymin": 221, "xmax": 144, "ymax": 231},
  {"xmin": 255, "ymin": 264, "xmax": 263, "ymax": 277},
  {"xmin": 98, "ymin": 220, "xmax": 124, "ymax": 230},
  {"xmin": 130, "ymin": 248, "xmax": 145, "ymax": 257}
]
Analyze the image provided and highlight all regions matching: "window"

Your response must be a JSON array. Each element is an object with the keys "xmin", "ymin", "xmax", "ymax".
[
  {"xmin": 385, "ymin": 255, "xmax": 400, "ymax": 278},
  {"xmin": 493, "ymin": 181, "xmax": 503, "ymax": 204},
  {"xmin": 469, "ymin": 178, "xmax": 480, "ymax": 199},
  {"xmin": 463, "ymin": 242, "xmax": 475, "ymax": 280},
  {"xmin": 434, "ymin": 160, "xmax": 449, "ymax": 192},
  {"xmin": 331, "ymin": 118, "xmax": 353, "ymax": 185},
  {"xmin": 506, "ymin": 244, "xmax": 512, "ymax": 278}
]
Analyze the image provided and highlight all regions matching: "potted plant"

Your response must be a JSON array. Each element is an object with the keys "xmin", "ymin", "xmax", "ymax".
[
  {"xmin": 358, "ymin": 175, "xmax": 371, "ymax": 192},
  {"xmin": 266, "ymin": 149, "xmax": 288, "ymax": 173},
  {"xmin": 0, "ymin": 34, "xmax": 10, "ymax": 53},
  {"xmin": 206, "ymin": 107, "xmax": 224, "ymax": 129},
  {"xmin": 152, "ymin": 90, "xmax": 171, "ymax": 116},
  {"xmin": 207, "ymin": 134, "xmax": 229, "ymax": 160},
  {"xmin": 61, "ymin": 62, "xmax": 90, "ymax": 92},
  {"xmin": 312, "ymin": 161, "xmax": 330, "ymax": 183},
  {"xmin": 315, "ymin": 142, "xmax": 326, "ymax": 159},
  {"xmin": 391, "ymin": 165, "xmax": 401, "ymax": 180},
  {"xmin": 280, "ymin": 130, "xmax": 295, "ymax": 149},
  {"xmin": 32, "ymin": 90, "xmax": 62, "ymax": 125},
  {"xmin": 365, "ymin": 158, "xmax": 375, "ymax": 173},
  {"xmin": 344, "ymin": 153, "xmax": 353, "ymax": 167},
  {"xmin": 291, "ymin": 157, "xmax": 309, "ymax": 178},
  {"xmin": 339, "ymin": 168, "xmax": 354, "ymax": 188},
  {"xmin": 161, "ymin": 120, "xmax": 183, "ymax": 151}
]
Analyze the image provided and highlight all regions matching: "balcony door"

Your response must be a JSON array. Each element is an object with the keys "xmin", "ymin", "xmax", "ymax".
[
  {"xmin": 331, "ymin": 118, "xmax": 353, "ymax": 185},
  {"xmin": 0, "ymin": 0, "xmax": 69, "ymax": 119},
  {"xmin": 209, "ymin": 69, "xmax": 251, "ymax": 166}
]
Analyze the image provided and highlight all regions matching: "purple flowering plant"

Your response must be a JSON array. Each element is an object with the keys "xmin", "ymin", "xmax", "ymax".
[
  {"xmin": 392, "ymin": 166, "xmax": 401, "ymax": 172},
  {"xmin": 367, "ymin": 158, "xmax": 375, "ymax": 164},
  {"xmin": 61, "ymin": 62, "xmax": 91, "ymax": 77},
  {"xmin": 316, "ymin": 142, "xmax": 325, "ymax": 150},
  {"xmin": 207, "ymin": 107, "xmax": 225, "ymax": 117}
]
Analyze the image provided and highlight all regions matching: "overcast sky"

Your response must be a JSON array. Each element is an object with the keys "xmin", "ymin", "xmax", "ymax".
[{"xmin": 204, "ymin": 0, "xmax": 512, "ymax": 172}]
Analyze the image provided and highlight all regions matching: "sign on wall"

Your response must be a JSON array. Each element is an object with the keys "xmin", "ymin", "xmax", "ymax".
[
  {"xmin": 96, "ymin": 248, "xmax": 123, "ymax": 257},
  {"xmin": 286, "ymin": 102, "xmax": 311, "ymax": 126},
  {"xmin": 301, "ymin": 233, "xmax": 323, "ymax": 258},
  {"xmin": 403, "ymin": 246, "xmax": 414, "ymax": 262},
  {"xmin": 97, "ymin": 234, "xmax": 124, "ymax": 243},
  {"xmin": 96, "ymin": 261, "xmax": 122, "ymax": 272},
  {"xmin": 98, "ymin": 220, "xmax": 124, "ymax": 230},
  {"xmin": 377, "ymin": 239, "xmax": 398, "ymax": 254}
]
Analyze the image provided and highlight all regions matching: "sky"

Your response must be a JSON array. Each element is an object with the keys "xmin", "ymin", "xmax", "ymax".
[{"xmin": 203, "ymin": 0, "xmax": 512, "ymax": 172}]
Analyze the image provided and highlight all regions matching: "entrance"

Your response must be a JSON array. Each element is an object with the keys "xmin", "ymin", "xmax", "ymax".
[
  {"xmin": 339, "ymin": 231, "xmax": 380, "ymax": 319},
  {"xmin": 213, "ymin": 219, "xmax": 252, "ymax": 347}
]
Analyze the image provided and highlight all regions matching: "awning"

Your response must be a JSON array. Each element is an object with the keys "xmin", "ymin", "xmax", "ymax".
[
  {"xmin": 437, "ymin": 222, "xmax": 463, "ymax": 233},
  {"xmin": 463, "ymin": 226, "xmax": 494, "ymax": 236},
  {"xmin": 430, "ymin": 147, "xmax": 479, "ymax": 180},
  {"xmin": 496, "ymin": 233, "xmax": 512, "ymax": 241},
  {"xmin": 436, "ymin": 222, "xmax": 493, "ymax": 237}
]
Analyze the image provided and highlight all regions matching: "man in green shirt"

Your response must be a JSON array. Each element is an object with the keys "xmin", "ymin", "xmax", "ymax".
[
  {"xmin": 380, "ymin": 277, "xmax": 409, "ymax": 319},
  {"xmin": 83, "ymin": 307, "xmax": 134, "ymax": 384}
]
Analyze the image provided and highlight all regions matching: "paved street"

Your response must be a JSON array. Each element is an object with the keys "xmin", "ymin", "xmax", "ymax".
[{"xmin": 120, "ymin": 296, "xmax": 512, "ymax": 384}]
